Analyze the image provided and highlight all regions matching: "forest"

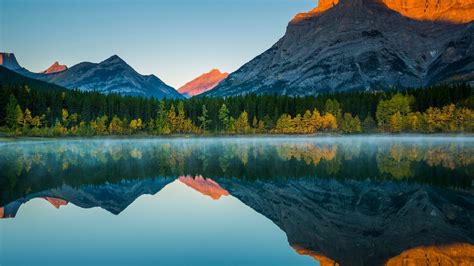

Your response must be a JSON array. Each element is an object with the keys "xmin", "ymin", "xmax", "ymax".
[{"xmin": 0, "ymin": 66, "xmax": 473, "ymax": 136}]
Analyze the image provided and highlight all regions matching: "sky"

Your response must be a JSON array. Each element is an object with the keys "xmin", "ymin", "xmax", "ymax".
[{"xmin": 0, "ymin": 0, "xmax": 315, "ymax": 88}]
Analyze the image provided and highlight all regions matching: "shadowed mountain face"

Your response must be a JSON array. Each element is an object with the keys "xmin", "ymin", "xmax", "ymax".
[
  {"xmin": 216, "ymin": 177, "xmax": 474, "ymax": 266},
  {"xmin": 0, "ymin": 53, "xmax": 183, "ymax": 99},
  {"xmin": 0, "ymin": 53, "xmax": 21, "ymax": 70},
  {"xmin": 206, "ymin": 0, "xmax": 474, "ymax": 97},
  {"xmin": 1, "ymin": 178, "xmax": 173, "ymax": 218},
  {"xmin": 42, "ymin": 55, "xmax": 182, "ymax": 99}
]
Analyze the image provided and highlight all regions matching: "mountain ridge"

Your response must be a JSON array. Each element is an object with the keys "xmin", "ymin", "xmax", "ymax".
[
  {"xmin": 42, "ymin": 61, "xmax": 68, "ymax": 74},
  {"xmin": 178, "ymin": 69, "xmax": 228, "ymax": 97},
  {"xmin": 205, "ymin": 0, "xmax": 474, "ymax": 97},
  {"xmin": 0, "ymin": 53, "xmax": 183, "ymax": 99}
]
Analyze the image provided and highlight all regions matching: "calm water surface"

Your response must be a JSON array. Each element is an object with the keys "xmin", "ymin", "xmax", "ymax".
[{"xmin": 0, "ymin": 136, "xmax": 473, "ymax": 266}]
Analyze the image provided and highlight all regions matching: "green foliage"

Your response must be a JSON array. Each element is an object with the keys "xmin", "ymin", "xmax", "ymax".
[
  {"xmin": 5, "ymin": 95, "xmax": 23, "ymax": 129},
  {"xmin": 234, "ymin": 111, "xmax": 250, "ymax": 134},
  {"xmin": 218, "ymin": 103, "xmax": 230, "ymax": 131},
  {"xmin": 198, "ymin": 105, "xmax": 211, "ymax": 132},
  {"xmin": 0, "ymin": 75, "xmax": 472, "ymax": 136},
  {"xmin": 341, "ymin": 113, "xmax": 362, "ymax": 134},
  {"xmin": 376, "ymin": 93, "xmax": 414, "ymax": 131}
]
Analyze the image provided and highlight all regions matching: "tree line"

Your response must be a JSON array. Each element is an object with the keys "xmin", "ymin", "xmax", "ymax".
[{"xmin": 0, "ymin": 79, "xmax": 472, "ymax": 136}]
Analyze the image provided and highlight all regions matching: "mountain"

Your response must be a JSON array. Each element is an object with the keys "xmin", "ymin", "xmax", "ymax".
[
  {"xmin": 0, "ymin": 66, "xmax": 67, "ymax": 92},
  {"xmin": 216, "ymin": 177, "xmax": 474, "ymax": 265},
  {"xmin": 0, "ymin": 177, "xmax": 174, "ymax": 218},
  {"xmin": 178, "ymin": 69, "xmax": 228, "ymax": 97},
  {"xmin": 42, "ymin": 61, "xmax": 67, "ymax": 74},
  {"xmin": 205, "ymin": 0, "xmax": 474, "ymax": 97},
  {"xmin": 0, "ymin": 53, "xmax": 21, "ymax": 70},
  {"xmin": 42, "ymin": 55, "xmax": 183, "ymax": 99},
  {"xmin": 0, "ymin": 53, "xmax": 183, "ymax": 99}
]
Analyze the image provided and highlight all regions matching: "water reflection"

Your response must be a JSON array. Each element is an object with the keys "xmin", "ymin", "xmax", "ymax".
[{"xmin": 0, "ymin": 137, "xmax": 473, "ymax": 265}]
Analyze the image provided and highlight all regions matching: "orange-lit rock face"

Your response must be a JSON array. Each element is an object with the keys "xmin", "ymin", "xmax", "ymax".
[
  {"xmin": 179, "ymin": 175, "xmax": 230, "ymax": 200},
  {"xmin": 383, "ymin": 0, "xmax": 474, "ymax": 23},
  {"xmin": 43, "ymin": 197, "xmax": 68, "ymax": 208},
  {"xmin": 291, "ymin": 0, "xmax": 474, "ymax": 24},
  {"xmin": 0, "ymin": 207, "xmax": 4, "ymax": 219},
  {"xmin": 42, "ymin": 61, "xmax": 67, "ymax": 74},
  {"xmin": 385, "ymin": 243, "xmax": 474, "ymax": 266},
  {"xmin": 178, "ymin": 69, "xmax": 229, "ymax": 97},
  {"xmin": 292, "ymin": 0, "xmax": 340, "ymax": 23},
  {"xmin": 292, "ymin": 244, "xmax": 340, "ymax": 266}
]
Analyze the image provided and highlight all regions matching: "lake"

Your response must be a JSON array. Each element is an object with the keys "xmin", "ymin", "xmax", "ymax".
[{"xmin": 0, "ymin": 136, "xmax": 473, "ymax": 266}]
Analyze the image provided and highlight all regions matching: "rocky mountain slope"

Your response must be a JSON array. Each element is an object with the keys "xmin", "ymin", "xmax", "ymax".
[
  {"xmin": 0, "ymin": 177, "xmax": 174, "ymax": 218},
  {"xmin": 217, "ymin": 177, "xmax": 474, "ymax": 265},
  {"xmin": 43, "ymin": 55, "xmax": 183, "ymax": 99},
  {"xmin": 0, "ymin": 53, "xmax": 21, "ymax": 70},
  {"xmin": 42, "ymin": 61, "xmax": 67, "ymax": 74},
  {"xmin": 206, "ymin": 0, "xmax": 474, "ymax": 96},
  {"xmin": 178, "ymin": 69, "xmax": 228, "ymax": 97},
  {"xmin": 0, "ymin": 53, "xmax": 183, "ymax": 99}
]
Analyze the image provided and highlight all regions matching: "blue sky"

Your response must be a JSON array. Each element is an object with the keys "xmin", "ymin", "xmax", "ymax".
[{"xmin": 0, "ymin": 0, "xmax": 315, "ymax": 88}]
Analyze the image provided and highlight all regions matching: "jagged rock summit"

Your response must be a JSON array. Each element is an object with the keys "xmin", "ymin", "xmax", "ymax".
[
  {"xmin": 42, "ymin": 61, "xmax": 67, "ymax": 74},
  {"xmin": 206, "ymin": 0, "xmax": 474, "ymax": 97},
  {"xmin": 178, "ymin": 69, "xmax": 229, "ymax": 97},
  {"xmin": 0, "ymin": 52, "xmax": 22, "ymax": 70},
  {"xmin": 292, "ymin": 0, "xmax": 474, "ymax": 24},
  {"xmin": 383, "ymin": 0, "xmax": 474, "ymax": 24}
]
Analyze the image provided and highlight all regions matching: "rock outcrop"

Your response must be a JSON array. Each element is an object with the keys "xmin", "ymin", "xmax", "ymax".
[
  {"xmin": 178, "ymin": 69, "xmax": 228, "ymax": 97},
  {"xmin": 383, "ymin": 0, "xmax": 474, "ymax": 24},
  {"xmin": 42, "ymin": 62, "xmax": 67, "ymax": 74},
  {"xmin": 0, "ymin": 52, "xmax": 22, "ymax": 70},
  {"xmin": 385, "ymin": 243, "xmax": 474, "ymax": 266},
  {"xmin": 206, "ymin": 0, "xmax": 474, "ymax": 97}
]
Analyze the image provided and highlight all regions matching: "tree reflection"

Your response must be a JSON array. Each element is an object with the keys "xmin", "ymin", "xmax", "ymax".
[{"xmin": 0, "ymin": 138, "xmax": 472, "ymax": 205}]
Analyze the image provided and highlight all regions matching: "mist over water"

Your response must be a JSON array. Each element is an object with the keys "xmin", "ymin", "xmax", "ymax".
[{"xmin": 0, "ymin": 136, "xmax": 473, "ymax": 265}]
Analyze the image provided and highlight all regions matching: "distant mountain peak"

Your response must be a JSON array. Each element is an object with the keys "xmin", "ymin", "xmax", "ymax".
[
  {"xmin": 0, "ymin": 52, "xmax": 21, "ymax": 70},
  {"xmin": 42, "ymin": 61, "xmax": 68, "ymax": 74},
  {"xmin": 101, "ymin": 54, "xmax": 127, "ymax": 64},
  {"xmin": 178, "ymin": 69, "xmax": 229, "ymax": 97}
]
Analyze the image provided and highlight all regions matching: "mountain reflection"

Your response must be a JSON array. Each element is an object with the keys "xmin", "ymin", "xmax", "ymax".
[
  {"xmin": 0, "ymin": 137, "xmax": 473, "ymax": 265},
  {"xmin": 179, "ymin": 175, "xmax": 229, "ymax": 200}
]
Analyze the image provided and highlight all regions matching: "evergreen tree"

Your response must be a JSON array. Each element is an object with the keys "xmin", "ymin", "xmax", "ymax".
[
  {"xmin": 155, "ymin": 100, "xmax": 168, "ymax": 133},
  {"xmin": 5, "ymin": 95, "xmax": 23, "ymax": 129},
  {"xmin": 218, "ymin": 103, "xmax": 230, "ymax": 131},
  {"xmin": 198, "ymin": 105, "xmax": 211, "ymax": 132}
]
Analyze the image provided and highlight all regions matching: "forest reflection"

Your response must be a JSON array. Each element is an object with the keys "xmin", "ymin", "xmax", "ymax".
[
  {"xmin": 0, "ymin": 137, "xmax": 473, "ymax": 266},
  {"xmin": 0, "ymin": 138, "xmax": 472, "ymax": 205}
]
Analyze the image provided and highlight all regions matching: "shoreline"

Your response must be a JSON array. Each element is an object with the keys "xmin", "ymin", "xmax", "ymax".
[{"xmin": 1, "ymin": 133, "xmax": 474, "ymax": 143}]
